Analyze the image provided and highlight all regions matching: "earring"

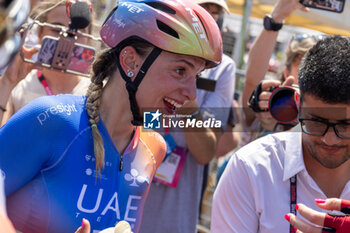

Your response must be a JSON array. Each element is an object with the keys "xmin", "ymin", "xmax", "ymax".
[
  {"xmin": 122, "ymin": 51, "xmax": 127, "ymax": 57},
  {"xmin": 127, "ymin": 70, "xmax": 134, "ymax": 78}
]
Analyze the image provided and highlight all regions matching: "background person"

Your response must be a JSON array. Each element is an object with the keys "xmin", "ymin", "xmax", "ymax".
[
  {"xmin": 215, "ymin": 0, "xmax": 317, "ymax": 186},
  {"xmin": 0, "ymin": 0, "xmax": 31, "ymax": 125},
  {"xmin": 0, "ymin": 0, "xmax": 29, "ymax": 232},
  {"xmin": 140, "ymin": 0, "xmax": 235, "ymax": 232},
  {"xmin": 212, "ymin": 36, "xmax": 350, "ymax": 232},
  {"xmin": 0, "ymin": 0, "xmax": 222, "ymax": 232},
  {"xmin": 240, "ymin": 0, "xmax": 310, "ymax": 147},
  {"xmin": 0, "ymin": 0, "xmax": 95, "ymax": 126}
]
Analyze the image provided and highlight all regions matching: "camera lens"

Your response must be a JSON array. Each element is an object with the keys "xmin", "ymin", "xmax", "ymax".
[{"xmin": 269, "ymin": 87, "xmax": 298, "ymax": 124}]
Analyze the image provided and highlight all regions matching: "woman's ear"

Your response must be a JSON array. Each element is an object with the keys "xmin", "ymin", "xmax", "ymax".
[{"xmin": 119, "ymin": 46, "xmax": 141, "ymax": 80}]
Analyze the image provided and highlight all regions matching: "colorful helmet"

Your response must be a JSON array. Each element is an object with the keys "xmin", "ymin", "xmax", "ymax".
[{"xmin": 100, "ymin": 0, "xmax": 222, "ymax": 68}]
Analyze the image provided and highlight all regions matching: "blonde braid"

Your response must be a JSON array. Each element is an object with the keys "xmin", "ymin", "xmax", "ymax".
[
  {"xmin": 86, "ymin": 40, "xmax": 152, "ymax": 175},
  {"xmin": 86, "ymin": 49, "xmax": 118, "ymax": 175},
  {"xmin": 86, "ymin": 81, "xmax": 104, "ymax": 175}
]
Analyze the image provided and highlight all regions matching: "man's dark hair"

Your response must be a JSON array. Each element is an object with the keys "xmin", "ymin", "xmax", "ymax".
[{"xmin": 298, "ymin": 35, "xmax": 350, "ymax": 104}]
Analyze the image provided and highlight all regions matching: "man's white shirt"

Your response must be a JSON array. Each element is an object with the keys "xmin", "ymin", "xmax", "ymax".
[{"xmin": 211, "ymin": 127, "xmax": 350, "ymax": 232}]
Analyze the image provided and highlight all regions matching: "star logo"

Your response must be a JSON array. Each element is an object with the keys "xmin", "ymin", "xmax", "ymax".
[
  {"xmin": 143, "ymin": 110, "xmax": 161, "ymax": 129},
  {"xmin": 151, "ymin": 110, "xmax": 161, "ymax": 122}
]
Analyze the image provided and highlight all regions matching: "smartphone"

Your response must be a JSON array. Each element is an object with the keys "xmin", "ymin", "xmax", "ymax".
[
  {"xmin": 37, "ymin": 35, "xmax": 96, "ymax": 76},
  {"xmin": 299, "ymin": 0, "xmax": 345, "ymax": 13}
]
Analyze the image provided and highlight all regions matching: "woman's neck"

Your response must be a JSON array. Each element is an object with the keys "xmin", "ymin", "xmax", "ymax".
[
  {"xmin": 41, "ymin": 70, "xmax": 83, "ymax": 94},
  {"xmin": 99, "ymin": 77, "xmax": 136, "ymax": 154}
]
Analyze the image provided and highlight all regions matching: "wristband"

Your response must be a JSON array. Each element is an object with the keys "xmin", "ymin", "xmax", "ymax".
[
  {"xmin": 248, "ymin": 82, "xmax": 268, "ymax": 112},
  {"xmin": 263, "ymin": 14, "xmax": 283, "ymax": 31}
]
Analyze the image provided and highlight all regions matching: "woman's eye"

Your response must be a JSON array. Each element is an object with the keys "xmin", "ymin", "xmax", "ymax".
[{"xmin": 175, "ymin": 68, "xmax": 185, "ymax": 76}]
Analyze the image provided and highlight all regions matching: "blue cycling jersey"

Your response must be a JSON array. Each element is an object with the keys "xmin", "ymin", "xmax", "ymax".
[{"xmin": 0, "ymin": 94, "xmax": 165, "ymax": 233}]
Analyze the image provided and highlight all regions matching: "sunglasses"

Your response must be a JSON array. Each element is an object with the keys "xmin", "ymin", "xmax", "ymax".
[{"xmin": 291, "ymin": 34, "xmax": 328, "ymax": 43}]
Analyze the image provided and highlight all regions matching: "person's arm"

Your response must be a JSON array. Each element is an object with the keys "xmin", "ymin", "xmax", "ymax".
[
  {"xmin": 1, "ymin": 97, "xmax": 15, "ymax": 126},
  {"xmin": 214, "ymin": 123, "xmax": 240, "ymax": 158},
  {"xmin": 211, "ymin": 154, "xmax": 258, "ymax": 232},
  {"xmin": 184, "ymin": 57, "xmax": 236, "ymax": 164},
  {"xmin": 183, "ymin": 122, "xmax": 218, "ymax": 165},
  {"xmin": 0, "ymin": 52, "xmax": 34, "ymax": 125},
  {"xmin": 0, "ymin": 76, "xmax": 17, "ymax": 124},
  {"xmin": 242, "ymin": 0, "xmax": 308, "ymax": 127},
  {"xmin": 0, "ymin": 213, "xmax": 16, "ymax": 233},
  {"xmin": 180, "ymin": 101, "xmax": 218, "ymax": 165},
  {"xmin": 0, "ymin": 100, "xmax": 52, "ymax": 196},
  {"xmin": 215, "ymin": 99, "xmax": 240, "ymax": 157}
]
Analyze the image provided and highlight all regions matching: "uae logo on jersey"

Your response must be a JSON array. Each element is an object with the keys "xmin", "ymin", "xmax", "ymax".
[
  {"xmin": 124, "ymin": 169, "xmax": 149, "ymax": 187},
  {"xmin": 143, "ymin": 110, "xmax": 161, "ymax": 129}
]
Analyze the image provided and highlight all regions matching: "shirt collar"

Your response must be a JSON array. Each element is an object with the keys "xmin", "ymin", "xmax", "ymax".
[{"xmin": 283, "ymin": 124, "xmax": 306, "ymax": 181}]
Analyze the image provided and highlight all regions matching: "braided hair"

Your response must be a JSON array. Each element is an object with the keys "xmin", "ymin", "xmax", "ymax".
[{"xmin": 86, "ymin": 39, "xmax": 152, "ymax": 175}]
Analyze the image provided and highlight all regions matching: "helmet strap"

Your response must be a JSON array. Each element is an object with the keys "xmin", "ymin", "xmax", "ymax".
[{"xmin": 116, "ymin": 47, "xmax": 162, "ymax": 126}]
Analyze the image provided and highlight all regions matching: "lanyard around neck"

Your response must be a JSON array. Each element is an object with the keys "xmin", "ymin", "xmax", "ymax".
[
  {"xmin": 37, "ymin": 70, "xmax": 53, "ymax": 96},
  {"xmin": 290, "ymin": 175, "xmax": 297, "ymax": 233}
]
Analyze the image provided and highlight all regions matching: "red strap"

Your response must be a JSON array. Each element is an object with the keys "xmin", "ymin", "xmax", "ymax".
[{"xmin": 37, "ymin": 71, "xmax": 53, "ymax": 96}]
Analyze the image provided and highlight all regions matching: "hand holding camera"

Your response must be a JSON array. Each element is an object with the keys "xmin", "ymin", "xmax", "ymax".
[{"xmin": 248, "ymin": 76, "xmax": 299, "ymax": 129}]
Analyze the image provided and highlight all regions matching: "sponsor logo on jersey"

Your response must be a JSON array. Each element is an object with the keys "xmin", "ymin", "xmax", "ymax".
[
  {"xmin": 76, "ymin": 184, "xmax": 142, "ymax": 230},
  {"xmin": 36, "ymin": 103, "xmax": 78, "ymax": 125},
  {"xmin": 124, "ymin": 169, "xmax": 150, "ymax": 187}
]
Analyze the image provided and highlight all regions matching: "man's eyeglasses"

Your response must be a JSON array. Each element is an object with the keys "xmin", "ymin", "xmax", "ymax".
[
  {"xmin": 299, "ymin": 118, "xmax": 350, "ymax": 139},
  {"xmin": 292, "ymin": 34, "xmax": 328, "ymax": 43}
]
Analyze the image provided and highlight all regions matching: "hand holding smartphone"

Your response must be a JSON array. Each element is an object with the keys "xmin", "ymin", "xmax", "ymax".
[
  {"xmin": 37, "ymin": 35, "xmax": 96, "ymax": 76},
  {"xmin": 299, "ymin": 0, "xmax": 345, "ymax": 13}
]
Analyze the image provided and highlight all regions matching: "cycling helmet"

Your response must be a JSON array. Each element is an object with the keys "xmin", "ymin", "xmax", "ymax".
[
  {"xmin": 100, "ymin": 0, "xmax": 222, "ymax": 68},
  {"xmin": 99, "ymin": 0, "xmax": 223, "ymax": 125}
]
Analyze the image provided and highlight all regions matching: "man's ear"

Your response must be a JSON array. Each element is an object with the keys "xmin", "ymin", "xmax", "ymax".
[{"xmin": 119, "ymin": 46, "xmax": 141, "ymax": 80}]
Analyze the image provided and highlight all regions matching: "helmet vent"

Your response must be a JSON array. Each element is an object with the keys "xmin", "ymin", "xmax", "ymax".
[
  {"xmin": 157, "ymin": 20, "xmax": 179, "ymax": 39},
  {"xmin": 145, "ymin": 2, "xmax": 176, "ymax": 14},
  {"xmin": 194, "ymin": 11, "xmax": 209, "ymax": 39}
]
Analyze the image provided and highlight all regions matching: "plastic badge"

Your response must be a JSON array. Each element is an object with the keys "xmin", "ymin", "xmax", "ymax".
[{"xmin": 153, "ymin": 146, "xmax": 188, "ymax": 188}]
